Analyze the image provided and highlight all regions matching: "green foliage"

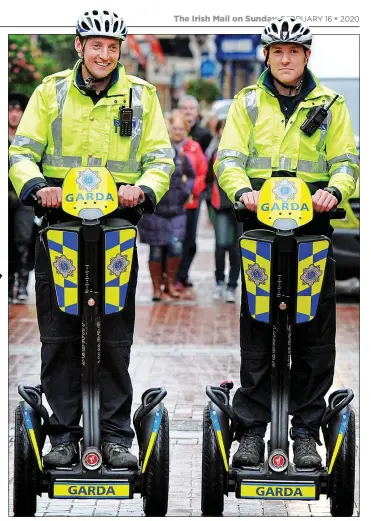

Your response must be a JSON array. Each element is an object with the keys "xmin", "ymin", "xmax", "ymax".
[
  {"xmin": 9, "ymin": 34, "xmax": 76, "ymax": 96},
  {"xmin": 186, "ymin": 78, "xmax": 220, "ymax": 105}
]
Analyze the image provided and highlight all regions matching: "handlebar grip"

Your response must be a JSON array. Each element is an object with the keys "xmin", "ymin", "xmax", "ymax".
[
  {"xmin": 328, "ymin": 207, "xmax": 346, "ymax": 219},
  {"xmin": 30, "ymin": 193, "xmax": 42, "ymax": 207}
]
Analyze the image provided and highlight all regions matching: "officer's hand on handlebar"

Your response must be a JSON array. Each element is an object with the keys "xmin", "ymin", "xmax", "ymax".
[
  {"xmin": 36, "ymin": 187, "xmax": 62, "ymax": 208},
  {"xmin": 239, "ymin": 190, "xmax": 260, "ymax": 212},
  {"xmin": 312, "ymin": 189, "xmax": 338, "ymax": 213},
  {"xmin": 118, "ymin": 185, "xmax": 146, "ymax": 207}
]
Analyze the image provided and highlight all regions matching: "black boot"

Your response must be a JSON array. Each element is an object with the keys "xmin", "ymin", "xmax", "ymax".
[
  {"xmin": 293, "ymin": 434, "xmax": 322, "ymax": 468},
  {"xmin": 43, "ymin": 441, "xmax": 79, "ymax": 468},
  {"xmin": 102, "ymin": 441, "xmax": 138, "ymax": 469},
  {"xmin": 16, "ymin": 270, "xmax": 29, "ymax": 302},
  {"xmin": 233, "ymin": 430, "xmax": 265, "ymax": 466}
]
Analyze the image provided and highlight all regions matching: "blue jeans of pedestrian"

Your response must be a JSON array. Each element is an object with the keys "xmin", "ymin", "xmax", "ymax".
[{"xmin": 214, "ymin": 210, "xmax": 242, "ymax": 289}]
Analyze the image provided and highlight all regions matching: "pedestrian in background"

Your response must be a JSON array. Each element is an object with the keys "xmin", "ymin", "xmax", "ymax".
[
  {"xmin": 138, "ymin": 111, "xmax": 195, "ymax": 301},
  {"xmin": 8, "ymin": 93, "xmax": 35, "ymax": 303},
  {"xmin": 208, "ymin": 119, "xmax": 242, "ymax": 303},
  {"xmin": 178, "ymin": 94, "xmax": 212, "ymax": 152},
  {"xmin": 171, "ymin": 109, "xmax": 208, "ymax": 292}
]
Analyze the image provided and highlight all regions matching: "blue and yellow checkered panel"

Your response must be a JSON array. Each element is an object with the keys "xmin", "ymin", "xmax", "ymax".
[
  {"xmin": 240, "ymin": 238, "xmax": 272, "ymax": 323},
  {"xmin": 296, "ymin": 239, "xmax": 329, "ymax": 323},
  {"xmin": 47, "ymin": 230, "xmax": 79, "ymax": 315},
  {"xmin": 104, "ymin": 228, "xmax": 136, "ymax": 314}
]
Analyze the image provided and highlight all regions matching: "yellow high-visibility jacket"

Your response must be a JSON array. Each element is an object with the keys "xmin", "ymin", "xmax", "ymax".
[
  {"xmin": 214, "ymin": 69, "xmax": 359, "ymax": 203},
  {"xmin": 9, "ymin": 61, "xmax": 174, "ymax": 204}
]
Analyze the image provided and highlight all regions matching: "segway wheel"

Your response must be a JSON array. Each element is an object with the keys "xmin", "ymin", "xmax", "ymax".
[
  {"xmin": 201, "ymin": 405, "xmax": 225, "ymax": 515},
  {"xmin": 330, "ymin": 409, "xmax": 356, "ymax": 517},
  {"xmin": 143, "ymin": 407, "xmax": 169, "ymax": 517},
  {"xmin": 13, "ymin": 405, "xmax": 38, "ymax": 517}
]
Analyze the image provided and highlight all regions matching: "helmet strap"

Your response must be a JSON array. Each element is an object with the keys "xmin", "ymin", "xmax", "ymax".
[{"xmin": 271, "ymin": 71, "xmax": 304, "ymax": 92}]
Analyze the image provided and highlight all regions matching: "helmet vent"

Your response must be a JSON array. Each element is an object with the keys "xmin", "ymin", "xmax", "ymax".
[
  {"xmin": 292, "ymin": 24, "xmax": 301, "ymax": 34},
  {"xmin": 105, "ymin": 20, "xmax": 110, "ymax": 32},
  {"xmin": 103, "ymin": 10, "xmax": 109, "ymax": 15},
  {"xmin": 272, "ymin": 23, "xmax": 278, "ymax": 34},
  {"xmin": 94, "ymin": 19, "xmax": 101, "ymax": 31},
  {"xmin": 92, "ymin": 10, "xmax": 98, "ymax": 15},
  {"xmin": 81, "ymin": 21, "xmax": 90, "ymax": 31},
  {"xmin": 113, "ymin": 21, "xmax": 118, "ymax": 32}
]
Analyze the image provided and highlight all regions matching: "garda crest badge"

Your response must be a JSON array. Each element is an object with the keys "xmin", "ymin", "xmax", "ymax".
[
  {"xmin": 273, "ymin": 179, "xmax": 297, "ymax": 203},
  {"xmin": 108, "ymin": 253, "xmax": 130, "ymax": 277},
  {"xmin": 53, "ymin": 255, "xmax": 76, "ymax": 278},
  {"xmin": 300, "ymin": 264, "xmax": 322, "ymax": 287},
  {"xmin": 246, "ymin": 263, "xmax": 268, "ymax": 286},
  {"xmin": 76, "ymin": 168, "xmax": 101, "ymax": 192}
]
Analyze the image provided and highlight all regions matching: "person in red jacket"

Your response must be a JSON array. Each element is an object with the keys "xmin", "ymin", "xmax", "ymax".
[{"xmin": 172, "ymin": 110, "xmax": 208, "ymax": 290}]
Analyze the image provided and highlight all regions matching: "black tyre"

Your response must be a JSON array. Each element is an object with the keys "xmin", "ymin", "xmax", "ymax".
[
  {"xmin": 143, "ymin": 407, "xmax": 169, "ymax": 517},
  {"xmin": 13, "ymin": 405, "xmax": 38, "ymax": 517},
  {"xmin": 330, "ymin": 409, "xmax": 356, "ymax": 517},
  {"xmin": 201, "ymin": 405, "xmax": 225, "ymax": 516}
]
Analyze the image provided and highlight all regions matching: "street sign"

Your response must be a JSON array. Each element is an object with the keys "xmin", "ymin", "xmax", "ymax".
[{"xmin": 200, "ymin": 58, "xmax": 217, "ymax": 78}]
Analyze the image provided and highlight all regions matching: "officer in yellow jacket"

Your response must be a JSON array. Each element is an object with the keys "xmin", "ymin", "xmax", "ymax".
[
  {"xmin": 9, "ymin": 9, "xmax": 174, "ymax": 469},
  {"xmin": 214, "ymin": 17, "xmax": 359, "ymax": 468}
]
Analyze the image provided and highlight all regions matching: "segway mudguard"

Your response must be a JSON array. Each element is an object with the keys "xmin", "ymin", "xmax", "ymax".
[
  {"xmin": 207, "ymin": 401, "xmax": 230, "ymax": 473},
  {"xmin": 133, "ymin": 388, "xmax": 167, "ymax": 474},
  {"xmin": 323, "ymin": 389, "xmax": 354, "ymax": 474},
  {"xmin": 19, "ymin": 401, "xmax": 43, "ymax": 472}
]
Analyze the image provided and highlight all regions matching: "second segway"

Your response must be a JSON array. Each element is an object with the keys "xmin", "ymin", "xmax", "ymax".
[{"xmin": 201, "ymin": 177, "xmax": 356, "ymax": 517}]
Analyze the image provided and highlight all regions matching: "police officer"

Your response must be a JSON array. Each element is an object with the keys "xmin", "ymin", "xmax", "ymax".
[
  {"xmin": 9, "ymin": 9, "xmax": 174, "ymax": 468},
  {"xmin": 214, "ymin": 17, "xmax": 359, "ymax": 468}
]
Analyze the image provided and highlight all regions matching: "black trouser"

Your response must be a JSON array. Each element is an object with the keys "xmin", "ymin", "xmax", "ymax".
[
  {"xmin": 232, "ymin": 215, "xmax": 336, "ymax": 442},
  {"xmin": 35, "ymin": 233, "xmax": 138, "ymax": 447}
]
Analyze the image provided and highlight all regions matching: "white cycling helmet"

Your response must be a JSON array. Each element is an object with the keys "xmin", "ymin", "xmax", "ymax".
[
  {"xmin": 261, "ymin": 17, "xmax": 312, "ymax": 50},
  {"xmin": 76, "ymin": 9, "xmax": 128, "ymax": 41}
]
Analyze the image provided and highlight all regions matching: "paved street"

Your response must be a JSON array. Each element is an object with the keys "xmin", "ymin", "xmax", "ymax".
[{"xmin": 8, "ymin": 204, "xmax": 360, "ymax": 516}]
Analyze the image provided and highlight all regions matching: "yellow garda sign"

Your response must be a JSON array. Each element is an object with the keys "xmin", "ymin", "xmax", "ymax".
[
  {"xmin": 257, "ymin": 177, "xmax": 313, "ymax": 230},
  {"xmin": 240, "ymin": 482, "xmax": 316, "ymax": 500},
  {"xmin": 62, "ymin": 167, "xmax": 118, "ymax": 218},
  {"xmin": 53, "ymin": 481, "xmax": 130, "ymax": 499}
]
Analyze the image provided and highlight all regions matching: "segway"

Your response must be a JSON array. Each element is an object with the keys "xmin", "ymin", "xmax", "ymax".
[
  {"xmin": 13, "ymin": 167, "xmax": 169, "ymax": 517},
  {"xmin": 201, "ymin": 177, "xmax": 356, "ymax": 517}
]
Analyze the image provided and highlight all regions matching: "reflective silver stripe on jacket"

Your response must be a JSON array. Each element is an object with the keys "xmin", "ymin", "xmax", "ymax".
[
  {"xmin": 297, "ymin": 157, "xmax": 329, "ymax": 173},
  {"xmin": 106, "ymin": 159, "xmax": 140, "ymax": 172},
  {"xmin": 244, "ymin": 90, "xmax": 258, "ymax": 126},
  {"xmin": 215, "ymin": 149, "xmax": 248, "ymax": 178},
  {"xmin": 329, "ymin": 165, "xmax": 357, "ymax": 180},
  {"xmin": 141, "ymin": 148, "xmax": 174, "ymax": 164},
  {"xmin": 42, "ymin": 154, "xmax": 82, "ymax": 167},
  {"xmin": 51, "ymin": 78, "xmax": 68, "ymax": 155},
  {"xmin": 279, "ymin": 156, "xmax": 291, "ymax": 170},
  {"xmin": 316, "ymin": 107, "xmax": 332, "ymax": 153},
  {"xmin": 87, "ymin": 157, "xmax": 102, "ymax": 167},
  {"xmin": 142, "ymin": 162, "xmax": 173, "ymax": 175},
  {"xmin": 328, "ymin": 153, "xmax": 360, "ymax": 167},
  {"xmin": 12, "ymin": 135, "xmax": 45, "ymax": 156},
  {"xmin": 9, "ymin": 154, "xmax": 36, "ymax": 167},
  {"xmin": 128, "ymin": 85, "xmax": 144, "ymax": 165},
  {"xmin": 246, "ymin": 156, "xmax": 272, "ymax": 169}
]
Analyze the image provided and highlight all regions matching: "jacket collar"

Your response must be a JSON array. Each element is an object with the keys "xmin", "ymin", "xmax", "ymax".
[
  {"xmin": 258, "ymin": 68, "xmax": 327, "ymax": 101},
  {"xmin": 73, "ymin": 60, "xmax": 129, "ymax": 98}
]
